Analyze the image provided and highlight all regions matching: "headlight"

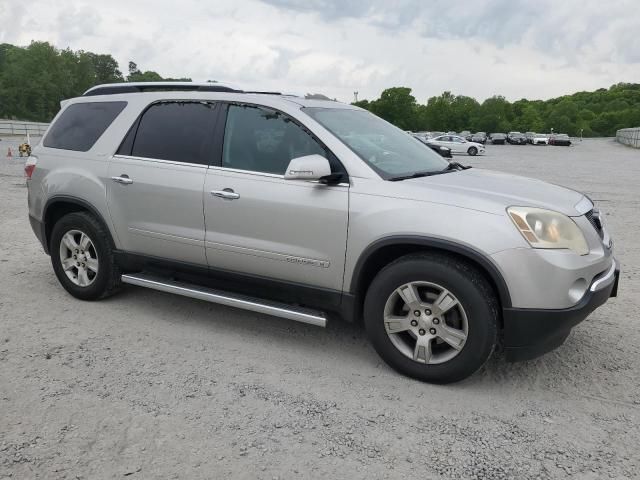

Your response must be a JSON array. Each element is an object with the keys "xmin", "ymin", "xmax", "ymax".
[{"xmin": 507, "ymin": 207, "xmax": 589, "ymax": 255}]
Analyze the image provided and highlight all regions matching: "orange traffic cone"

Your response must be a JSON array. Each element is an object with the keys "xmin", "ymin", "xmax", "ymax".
[{"xmin": 7, "ymin": 148, "xmax": 12, "ymax": 157}]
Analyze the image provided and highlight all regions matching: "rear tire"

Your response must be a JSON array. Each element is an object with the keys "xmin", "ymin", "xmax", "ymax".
[
  {"xmin": 363, "ymin": 253, "xmax": 498, "ymax": 384},
  {"xmin": 467, "ymin": 147, "xmax": 478, "ymax": 156},
  {"xmin": 50, "ymin": 212, "xmax": 120, "ymax": 300}
]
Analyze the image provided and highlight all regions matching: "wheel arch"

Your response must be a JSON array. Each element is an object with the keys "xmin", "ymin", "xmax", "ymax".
[
  {"xmin": 349, "ymin": 236, "xmax": 512, "ymax": 321},
  {"xmin": 43, "ymin": 196, "xmax": 115, "ymax": 254}
]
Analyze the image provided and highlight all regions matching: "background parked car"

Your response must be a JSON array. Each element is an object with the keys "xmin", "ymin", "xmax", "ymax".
[
  {"xmin": 525, "ymin": 131, "xmax": 536, "ymax": 143},
  {"xmin": 427, "ymin": 134, "xmax": 485, "ymax": 156},
  {"xmin": 507, "ymin": 132, "xmax": 528, "ymax": 145},
  {"xmin": 459, "ymin": 130, "xmax": 472, "ymax": 140},
  {"xmin": 471, "ymin": 132, "xmax": 487, "ymax": 144},
  {"xmin": 410, "ymin": 133, "xmax": 453, "ymax": 157},
  {"xmin": 490, "ymin": 133, "xmax": 507, "ymax": 144},
  {"xmin": 549, "ymin": 134, "xmax": 572, "ymax": 146},
  {"xmin": 532, "ymin": 134, "xmax": 549, "ymax": 145}
]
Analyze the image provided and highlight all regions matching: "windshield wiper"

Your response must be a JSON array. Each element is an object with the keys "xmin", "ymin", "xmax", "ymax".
[
  {"xmin": 443, "ymin": 161, "xmax": 472, "ymax": 171},
  {"xmin": 388, "ymin": 162, "xmax": 471, "ymax": 181}
]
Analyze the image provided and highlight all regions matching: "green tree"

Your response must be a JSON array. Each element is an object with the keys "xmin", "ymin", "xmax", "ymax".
[
  {"xmin": 517, "ymin": 106, "xmax": 544, "ymax": 132},
  {"xmin": 368, "ymin": 87, "xmax": 418, "ymax": 130}
]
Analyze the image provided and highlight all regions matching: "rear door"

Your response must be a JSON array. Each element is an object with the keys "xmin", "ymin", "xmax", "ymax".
[
  {"xmin": 203, "ymin": 103, "xmax": 349, "ymax": 291},
  {"xmin": 107, "ymin": 100, "xmax": 218, "ymax": 265},
  {"xmin": 431, "ymin": 135, "xmax": 451, "ymax": 148}
]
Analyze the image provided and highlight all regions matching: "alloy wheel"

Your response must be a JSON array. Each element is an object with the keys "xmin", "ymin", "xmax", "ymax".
[
  {"xmin": 383, "ymin": 281, "xmax": 468, "ymax": 365},
  {"xmin": 59, "ymin": 229, "xmax": 99, "ymax": 287}
]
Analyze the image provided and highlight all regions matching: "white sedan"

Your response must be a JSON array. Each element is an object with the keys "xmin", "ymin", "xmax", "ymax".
[
  {"xmin": 427, "ymin": 135, "xmax": 485, "ymax": 156},
  {"xmin": 532, "ymin": 134, "xmax": 549, "ymax": 145}
]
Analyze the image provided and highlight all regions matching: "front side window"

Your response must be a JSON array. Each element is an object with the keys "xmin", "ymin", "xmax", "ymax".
[
  {"xmin": 130, "ymin": 101, "xmax": 217, "ymax": 165},
  {"xmin": 44, "ymin": 101, "xmax": 127, "ymax": 151},
  {"xmin": 222, "ymin": 104, "xmax": 327, "ymax": 175}
]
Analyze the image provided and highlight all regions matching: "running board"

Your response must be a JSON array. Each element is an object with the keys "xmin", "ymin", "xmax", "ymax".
[{"xmin": 121, "ymin": 272, "xmax": 327, "ymax": 327}]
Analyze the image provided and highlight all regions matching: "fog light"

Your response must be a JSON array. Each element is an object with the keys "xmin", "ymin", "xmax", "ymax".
[{"xmin": 568, "ymin": 278, "xmax": 587, "ymax": 304}]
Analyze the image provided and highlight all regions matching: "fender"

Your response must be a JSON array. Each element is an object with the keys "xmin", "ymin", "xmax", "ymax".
[
  {"xmin": 42, "ymin": 195, "xmax": 115, "ymax": 254},
  {"xmin": 349, "ymin": 235, "xmax": 512, "ymax": 309}
]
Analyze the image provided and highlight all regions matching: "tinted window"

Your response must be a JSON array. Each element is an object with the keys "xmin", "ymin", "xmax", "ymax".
[
  {"xmin": 131, "ymin": 101, "xmax": 217, "ymax": 164},
  {"xmin": 44, "ymin": 101, "xmax": 126, "ymax": 151},
  {"xmin": 222, "ymin": 104, "xmax": 326, "ymax": 175}
]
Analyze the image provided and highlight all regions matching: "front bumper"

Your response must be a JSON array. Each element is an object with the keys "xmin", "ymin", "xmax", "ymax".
[{"xmin": 502, "ymin": 258, "xmax": 619, "ymax": 361}]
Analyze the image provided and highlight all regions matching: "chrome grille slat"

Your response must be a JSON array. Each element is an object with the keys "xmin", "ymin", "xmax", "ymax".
[{"xmin": 585, "ymin": 209, "xmax": 604, "ymax": 239}]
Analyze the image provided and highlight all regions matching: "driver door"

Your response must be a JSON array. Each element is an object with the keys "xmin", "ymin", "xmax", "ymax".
[
  {"xmin": 449, "ymin": 136, "xmax": 467, "ymax": 153},
  {"xmin": 203, "ymin": 103, "xmax": 349, "ymax": 291}
]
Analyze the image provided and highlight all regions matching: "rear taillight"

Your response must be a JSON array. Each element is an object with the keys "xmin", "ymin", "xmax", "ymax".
[{"xmin": 24, "ymin": 158, "xmax": 37, "ymax": 179}]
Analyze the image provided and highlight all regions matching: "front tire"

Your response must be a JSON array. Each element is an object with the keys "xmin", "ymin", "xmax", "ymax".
[
  {"xmin": 50, "ymin": 212, "xmax": 120, "ymax": 300},
  {"xmin": 363, "ymin": 253, "xmax": 498, "ymax": 384},
  {"xmin": 467, "ymin": 146, "xmax": 478, "ymax": 156}
]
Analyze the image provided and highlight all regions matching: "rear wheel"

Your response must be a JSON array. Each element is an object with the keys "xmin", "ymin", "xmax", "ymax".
[
  {"xmin": 364, "ymin": 253, "xmax": 498, "ymax": 383},
  {"xmin": 50, "ymin": 212, "xmax": 120, "ymax": 300},
  {"xmin": 467, "ymin": 146, "xmax": 478, "ymax": 156}
]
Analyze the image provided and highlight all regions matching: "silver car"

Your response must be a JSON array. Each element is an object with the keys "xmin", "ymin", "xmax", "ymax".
[{"xmin": 25, "ymin": 82, "xmax": 619, "ymax": 383}]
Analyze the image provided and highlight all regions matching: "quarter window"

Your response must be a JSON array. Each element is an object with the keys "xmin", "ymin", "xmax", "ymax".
[
  {"xmin": 130, "ymin": 101, "xmax": 217, "ymax": 165},
  {"xmin": 222, "ymin": 104, "xmax": 327, "ymax": 175},
  {"xmin": 44, "ymin": 101, "xmax": 127, "ymax": 151}
]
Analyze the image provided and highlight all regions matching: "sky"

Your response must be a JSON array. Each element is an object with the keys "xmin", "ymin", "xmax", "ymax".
[{"xmin": 1, "ymin": 0, "xmax": 639, "ymax": 103}]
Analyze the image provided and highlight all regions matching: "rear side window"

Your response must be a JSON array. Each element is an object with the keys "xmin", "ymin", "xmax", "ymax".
[
  {"xmin": 130, "ymin": 101, "xmax": 217, "ymax": 165},
  {"xmin": 44, "ymin": 101, "xmax": 127, "ymax": 151}
]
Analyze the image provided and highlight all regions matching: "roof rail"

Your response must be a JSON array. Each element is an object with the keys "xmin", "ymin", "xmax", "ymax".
[{"xmin": 82, "ymin": 82, "xmax": 242, "ymax": 96}]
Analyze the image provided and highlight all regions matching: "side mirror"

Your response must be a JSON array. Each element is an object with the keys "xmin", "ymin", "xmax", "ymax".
[{"xmin": 284, "ymin": 154, "xmax": 332, "ymax": 181}]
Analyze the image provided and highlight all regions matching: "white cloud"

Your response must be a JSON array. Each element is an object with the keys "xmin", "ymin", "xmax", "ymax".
[{"xmin": 1, "ymin": 0, "xmax": 639, "ymax": 103}]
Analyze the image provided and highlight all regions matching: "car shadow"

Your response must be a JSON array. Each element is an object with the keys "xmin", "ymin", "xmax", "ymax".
[{"xmin": 104, "ymin": 285, "xmax": 610, "ymax": 392}]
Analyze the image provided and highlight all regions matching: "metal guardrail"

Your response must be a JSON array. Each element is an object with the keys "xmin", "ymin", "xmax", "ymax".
[
  {"xmin": 616, "ymin": 127, "xmax": 640, "ymax": 148},
  {"xmin": 0, "ymin": 120, "xmax": 49, "ymax": 137}
]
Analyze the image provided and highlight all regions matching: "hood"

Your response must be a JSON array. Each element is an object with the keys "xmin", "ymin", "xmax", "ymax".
[{"xmin": 396, "ymin": 168, "xmax": 589, "ymax": 216}]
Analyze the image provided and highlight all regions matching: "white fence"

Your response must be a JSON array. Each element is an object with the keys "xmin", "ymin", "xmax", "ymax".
[
  {"xmin": 616, "ymin": 127, "xmax": 640, "ymax": 148},
  {"xmin": 0, "ymin": 120, "xmax": 49, "ymax": 137}
]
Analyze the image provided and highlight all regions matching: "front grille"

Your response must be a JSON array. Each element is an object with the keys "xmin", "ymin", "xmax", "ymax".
[{"xmin": 585, "ymin": 209, "xmax": 604, "ymax": 239}]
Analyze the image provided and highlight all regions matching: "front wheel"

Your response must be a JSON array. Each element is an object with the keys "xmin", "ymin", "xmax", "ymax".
[
  {"xmin": 467, "ymin": 146, "xmax": 478, "ymax": 156},
  {"xmin": 50, "ymin": 212, "xmax": 121, "ymax": 300},
  {"xmin": 363, "ymin": 253, "xmax": 498, "ymax": 383}
]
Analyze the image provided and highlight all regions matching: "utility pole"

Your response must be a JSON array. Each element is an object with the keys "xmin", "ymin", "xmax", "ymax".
[{"xmin": 353, "ymin": 91, "xmax": 358, "ymax": 103}]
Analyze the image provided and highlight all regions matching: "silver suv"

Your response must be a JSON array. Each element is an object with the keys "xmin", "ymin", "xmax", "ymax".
[{"xmin": 26, "ymin": 82, "xmax": 619, "ymax": 383}]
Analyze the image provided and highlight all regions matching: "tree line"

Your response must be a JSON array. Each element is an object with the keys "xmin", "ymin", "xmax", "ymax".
[
  {"xmin": 354, "ymin": 84, "xmax": 640, "ymax": 137},
  {"xmin": 1, "ymin": 41, "xmax": 639, "ymax": 136},
  {"xmin": 0, "ymin": 41, "xmax": 190, "ymax": 122}
]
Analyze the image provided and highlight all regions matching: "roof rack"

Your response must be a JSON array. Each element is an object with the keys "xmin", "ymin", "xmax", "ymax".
[
  {"xmin": 82, "ymin": 82, "xmax": 242, "ymax": 96},
  {"xmin": 82, "ymin": 82, "xmax": 286, "ymax": 97}
]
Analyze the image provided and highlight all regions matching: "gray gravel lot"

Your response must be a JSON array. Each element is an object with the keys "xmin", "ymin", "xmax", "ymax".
[{"xmin": 1, "ymin": 137, "xmax": 639, "ymax": 479}]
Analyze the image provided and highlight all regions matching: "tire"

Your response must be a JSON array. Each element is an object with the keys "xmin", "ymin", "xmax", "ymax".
[
  {"xmin": 50, "ymin": 212, "xmax": 121, "ymax": 300},
  {"xmin": 467, "ymin": 146, "xmax": 478, "ymax": 156},
  {"xmin": 363, "ymin": 253, "xmax": 498, "ymax": 384}
]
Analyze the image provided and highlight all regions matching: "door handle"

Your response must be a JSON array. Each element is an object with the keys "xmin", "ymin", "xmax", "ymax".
[
  {"xmin": 210, "ymin": 189, "xmax": 240, "ymax": 200},
  {"xmin": 111, "ymin": 175, "xmax": 133, "ymax": 185}
]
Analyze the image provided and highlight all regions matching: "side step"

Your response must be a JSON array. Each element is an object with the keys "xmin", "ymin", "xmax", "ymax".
[{"xmin": 121, "ymin": 272, "xmax": 327, "ymax": 327}]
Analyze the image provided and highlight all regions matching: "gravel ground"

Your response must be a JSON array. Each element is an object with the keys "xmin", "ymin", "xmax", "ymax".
[{"xmin": 1, "ymin": 137, "xmax": 639, "ymax": 479}]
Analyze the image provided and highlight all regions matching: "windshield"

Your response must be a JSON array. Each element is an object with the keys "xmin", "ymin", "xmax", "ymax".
[{"xmin": 303, "ymin": 107, "xmax": 448, "ymax": 179}]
